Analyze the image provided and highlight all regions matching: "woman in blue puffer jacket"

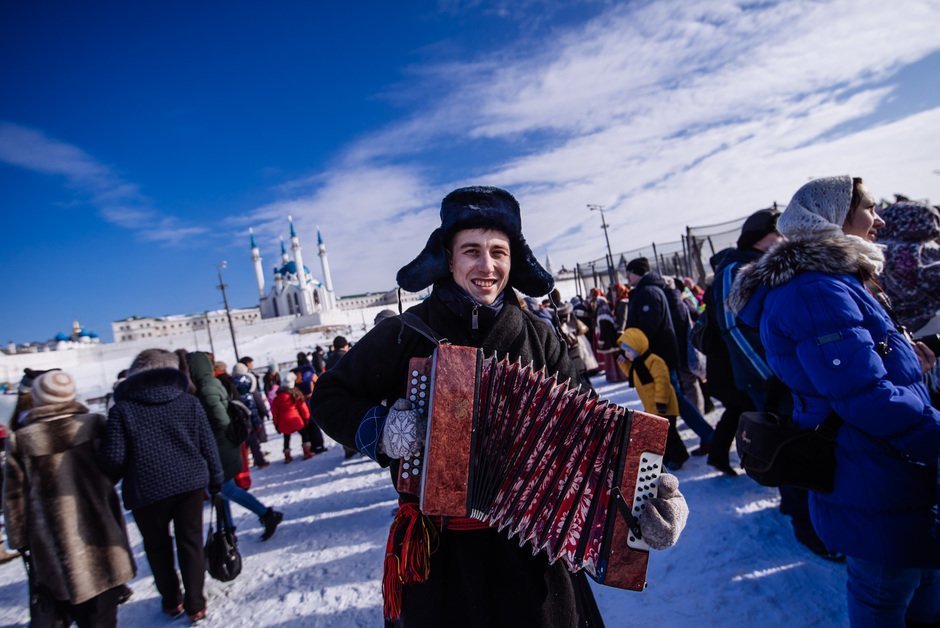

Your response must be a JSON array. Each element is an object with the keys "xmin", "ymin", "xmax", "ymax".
[{"xmin": 729, "ymin": 175, "xmax": 940, "ymax": 627}]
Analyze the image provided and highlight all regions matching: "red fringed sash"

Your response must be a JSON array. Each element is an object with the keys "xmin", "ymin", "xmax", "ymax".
[{"xmin": 382, "ymin": 501, "xmax": 489, "ymax": 620}]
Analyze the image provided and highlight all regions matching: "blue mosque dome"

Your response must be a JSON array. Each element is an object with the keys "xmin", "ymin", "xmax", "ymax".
[
  {"xmin": 54, "ymin": 332, "xmax": 70, "ymax": 341},
  {"xmin": 276, "ymin": 261, "xmax": 312, "ymax": 277}
]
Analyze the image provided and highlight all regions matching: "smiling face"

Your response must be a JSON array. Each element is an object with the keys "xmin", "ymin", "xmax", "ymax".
[
  {"xmin": 842, "ymin": 182, "xmax": 884, "ymax": 241},
  {"xmin": 447, "ymin": 228, "xmax": 511, "ymax": 304}
]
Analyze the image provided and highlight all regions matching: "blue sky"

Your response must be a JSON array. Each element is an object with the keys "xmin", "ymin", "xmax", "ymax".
[{"xmin": 2, "ymin": 0, "xmax": 939, "ymax": 344}]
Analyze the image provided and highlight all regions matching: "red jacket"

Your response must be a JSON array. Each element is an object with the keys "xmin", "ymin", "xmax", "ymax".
[{"xmin": 271, "ymin": 389, "xmax": 309, "ymax": 435}]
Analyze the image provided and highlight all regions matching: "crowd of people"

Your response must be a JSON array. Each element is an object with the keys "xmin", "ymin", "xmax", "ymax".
[
  {"xmin": 522, "ymin": 178, "xmax": 940, "ymax": 626},
  {"xmin": 2, "ymin": 179, "xmax": 938, "ymax": 627},
  {"xmin": 0, "ymin": 341, "xmax": 356, "ymax": 626}
]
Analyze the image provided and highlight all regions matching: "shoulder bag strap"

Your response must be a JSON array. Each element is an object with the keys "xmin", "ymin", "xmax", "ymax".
[{"xmin": 397, "ymin": 312, "xmax": 448, "ymax": 346}]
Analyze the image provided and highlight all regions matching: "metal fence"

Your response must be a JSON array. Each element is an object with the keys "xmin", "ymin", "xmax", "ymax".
[{"xmin": 573, "ymin": 205, "xmax": 781, "ymax": 291}]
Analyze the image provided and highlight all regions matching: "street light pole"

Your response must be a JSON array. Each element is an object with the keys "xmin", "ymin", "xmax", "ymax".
[
  {"xmin": 204, "ymin": 311, "xmax": 215, "ymax": 356},
  {"xmin": 217, "ymin": 261, "xmax": 240, "ymax": 362},
  {"xmin": 587, "ymin": 204, "xmax": 617, "ymax": 286}
]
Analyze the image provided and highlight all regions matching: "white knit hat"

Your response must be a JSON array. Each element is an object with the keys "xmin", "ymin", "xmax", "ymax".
[
  {"xmin": 777, "ymin": 175, "xmax": 853, "ymax": 239},
  {"xmin": 32, "ymin": 371, "xmax": 77, "ymax": 406}
]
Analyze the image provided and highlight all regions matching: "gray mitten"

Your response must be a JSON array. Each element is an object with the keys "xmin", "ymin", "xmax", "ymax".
[
  {"xmin": 379, "ymin": 399, "xmax": 424, "ymax": 459},
  {"xmin": 638, "ymin": 473, "xmax": 688, "ymax": 550}
]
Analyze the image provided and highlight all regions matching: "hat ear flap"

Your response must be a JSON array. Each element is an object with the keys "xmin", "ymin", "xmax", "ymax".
[
  {"xmin": 396, "ymin": 228, "xmax": 451, "ymax": 292},
  {"xmin": 509, "ymin": 237, "xmax": 555, "ymax": 297}
]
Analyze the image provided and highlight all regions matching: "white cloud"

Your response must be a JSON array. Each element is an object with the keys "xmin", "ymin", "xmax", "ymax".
[
  {"xmin": 0, "ymin": 122, "xmax": 206, "ymax": 245},
  {"xmin": 249, "ymin": 0, "xmax": 940, "ymax": 294}
]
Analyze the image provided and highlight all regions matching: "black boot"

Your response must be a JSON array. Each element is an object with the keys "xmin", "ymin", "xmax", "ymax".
[{"xmin": 259, "ymin": 508, "xmax": 283, "ymax": 541}]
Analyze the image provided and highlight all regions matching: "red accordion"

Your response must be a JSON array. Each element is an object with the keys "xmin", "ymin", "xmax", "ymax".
[{"xmin": 396, "ymin": 344, "xmax": 669, "ymax": 591}]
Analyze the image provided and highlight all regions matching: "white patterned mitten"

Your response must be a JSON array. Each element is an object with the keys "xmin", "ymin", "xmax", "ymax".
[{"xmin": 380, "ymin": 399, "xmax": 424, "ymax": 459}]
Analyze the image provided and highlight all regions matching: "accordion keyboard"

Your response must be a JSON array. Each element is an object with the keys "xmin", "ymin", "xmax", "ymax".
[
  {"xmin": 627, "ymin": 452, "xmax": 664, "ymax": 552},
  {"xmin": 396, "ymin": 359, "xmax": 433, "ymax": 494}
]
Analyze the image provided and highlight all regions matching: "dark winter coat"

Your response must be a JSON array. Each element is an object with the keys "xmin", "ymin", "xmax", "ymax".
[
  {"xmin": 625, "ymin": 272, "xmax": 680, "ymax": 370},
  {"xmin": 271, "ymin": 388, "xmax": 309, "ymax": 435},
  {"xmin": 712, "ymin": 247, "xmax": 775, "ymax": 396},
  {"xmin": 100, "ymin": 368, "xmax": 224, "ymax": 510},
  {"xmin": 4, "ymin": 402, "xmax": 136, "ymax": 604},
  {"xmin": 701, "ymin": 251, "xmax": 751, "ymax": 408},
  {"xmin": 730, "ymin": 235, "xmax": 940, "ymax": 568},
  {"xmin": 187, "ymin": 352, "xmax": 242, "ymax": 481},
  {"xmin": 324, "ymin": 348, "xmax": 347, "ymax": 371},
  {"xmin": 311, "ymin": 284, "xmax": 601, "ymax": 627},
  {"xmin": 662, "ymin": 283, "xmax": 693, "ymax": 369}
]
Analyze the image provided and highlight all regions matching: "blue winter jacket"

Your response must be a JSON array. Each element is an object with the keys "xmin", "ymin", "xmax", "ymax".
[{"xmin": 730, "ymin": 235, "xmax": 940, "ymax": 567}]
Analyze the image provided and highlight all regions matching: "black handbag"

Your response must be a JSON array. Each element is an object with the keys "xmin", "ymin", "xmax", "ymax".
[
  {"xmin": 736, "ymin": 410, "xmax": 842, "ymax": 493},
  {"xmin": 205, "ymin": 495, "xmax": 242, "ymax": 582}
]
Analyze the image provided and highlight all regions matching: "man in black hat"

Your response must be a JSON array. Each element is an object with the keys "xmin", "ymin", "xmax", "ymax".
[
  {"xmin": 625, "ymin": 256, "xmax": 714, "ymax": 463},
  {"xmin": 312, "ymin": 186, "xmax": 688, "ymax": 626},
  {"xmin": 709, "ymin": 208, "xmax": 781, "ymax": 415}
]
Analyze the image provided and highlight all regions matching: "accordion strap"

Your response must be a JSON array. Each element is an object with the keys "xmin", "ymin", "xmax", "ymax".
[{"xmin": 397, "ymin": 312, "xmax": 449, "ymax": 346}]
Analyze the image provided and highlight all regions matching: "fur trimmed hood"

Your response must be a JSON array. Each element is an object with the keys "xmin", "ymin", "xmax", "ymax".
[{"xmin": 728, "ymin": 234, "xmax": 884, "ymax": 315}]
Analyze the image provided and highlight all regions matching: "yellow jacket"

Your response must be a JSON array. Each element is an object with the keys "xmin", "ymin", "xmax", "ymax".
[{"xmin": 617, "ymin": 328, "xmax": 679, "ymax": 416}]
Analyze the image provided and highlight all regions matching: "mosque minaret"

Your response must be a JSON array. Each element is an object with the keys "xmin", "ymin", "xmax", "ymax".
[
  {"xmin": 255, "ymin": 217, "xmax": 336, "ymax": 319},
  {"xmin": 317, "ymin": 226, "xmax": 337, "ymax": 311},
  {"xmin": 250, "ymin": 228, "xmax": 265, "ymax": 299}
]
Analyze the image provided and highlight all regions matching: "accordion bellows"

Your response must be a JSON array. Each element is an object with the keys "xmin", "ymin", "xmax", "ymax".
[{"xmin": 397, "ymin": 344, "xmax": 669, "ymax": 591}]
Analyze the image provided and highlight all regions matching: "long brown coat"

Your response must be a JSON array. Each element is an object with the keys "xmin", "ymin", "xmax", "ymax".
[{"xmin": 3, "ymin": 401, "xmax": 136, "ymax": 604}]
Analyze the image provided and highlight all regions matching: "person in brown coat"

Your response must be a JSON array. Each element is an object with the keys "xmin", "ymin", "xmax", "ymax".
[{"xmin": 3, "ymin": 370, "xmax": 136, "ymax": 627}]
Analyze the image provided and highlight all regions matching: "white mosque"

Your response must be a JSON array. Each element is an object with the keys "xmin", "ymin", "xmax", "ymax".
[{"xmin": 254, "ymin": 216, "xmax": 337, "ymax": 319}]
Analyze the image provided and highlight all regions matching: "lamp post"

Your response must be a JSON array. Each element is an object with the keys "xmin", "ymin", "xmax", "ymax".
[
  {"xmin": 587, "ymin": 204, "xmax": 617, "ymax": 286},
  {"xmin": 217, "ymin": 261, "xmax": 240, "ymax": 362},
  {"xmin": 204, "ymin": 311, "xmax": 215, "ymax": 355}
]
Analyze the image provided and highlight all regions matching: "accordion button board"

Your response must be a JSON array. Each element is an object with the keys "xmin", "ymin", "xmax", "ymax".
[
  {"xmin": 395, "ymin": 359, "xmax": 434, "ymax": 497},
  {"xmin": 626, "ymin": 452, "xmax": 663, "ymax": 552},
  {"xmin": 394, "ymin": 344, "xmax": 669, "ymax": 592}
]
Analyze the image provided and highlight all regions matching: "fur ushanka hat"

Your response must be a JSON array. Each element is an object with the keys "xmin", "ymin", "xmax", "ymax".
[{"xmin": 396, "ymin": 186, "xmax": 554, "ymax": 297}]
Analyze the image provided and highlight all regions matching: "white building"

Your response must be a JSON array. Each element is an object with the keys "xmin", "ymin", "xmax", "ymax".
[
  {"xmin": 257, "ymin": 218, "xmax": 336, "ymax": 319},
  {"xmin": 112, "ymin": 308, "xmax": 262, "ymax": 343}
]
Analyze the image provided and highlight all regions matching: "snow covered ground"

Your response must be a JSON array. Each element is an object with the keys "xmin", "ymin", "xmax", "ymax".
[{"xmin": 0, "ymin": 376, "xmax": 849, "ymax": 627}]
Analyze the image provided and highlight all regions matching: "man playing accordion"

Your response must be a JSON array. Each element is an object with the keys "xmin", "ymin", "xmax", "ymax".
[{"xmin": 312, "ymin": 186, "xmax": 688, "ymax": 627}]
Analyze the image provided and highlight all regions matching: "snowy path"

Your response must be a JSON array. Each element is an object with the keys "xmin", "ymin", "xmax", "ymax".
[{"xmin": 0, "ymin": 377, "xmax": 848, "ymax": 627}]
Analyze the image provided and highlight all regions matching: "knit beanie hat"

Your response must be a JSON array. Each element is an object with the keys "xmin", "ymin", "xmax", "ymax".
[
  {"xmin": 32, "ymin": 371, "xmax": 76, "ymax": 406},
  {"xmin": 19, "ymin": 368, "xmax": 58, "ymax": 394},
  {"xmin": 737, "ymin": 208, "xmax": 780, "ymax": 250},
  {"xmin": 625, "ymin": 257, "xmax": 650, "ymax": 276},
  {"xmin": 233, "ymin": 362, "xmax": 250, "ymax": 376},
  {"xmin": 777, "ymin": 176, "xmax": 853, "ymax": 239}
]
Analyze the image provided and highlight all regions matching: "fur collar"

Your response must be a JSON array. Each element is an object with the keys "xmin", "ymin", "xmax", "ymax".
[
  {"xmin": 728, "ymin": 234, "xmax": 884, "ymax": 314},
  {"xmin": 24, "ymin": 400, "xmax": 89, "ymax": 423}
]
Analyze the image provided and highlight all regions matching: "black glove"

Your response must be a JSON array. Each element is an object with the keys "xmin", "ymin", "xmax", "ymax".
[{"xmin": 655, "ymin": 403, "xmax": 668, "ymax": 416}]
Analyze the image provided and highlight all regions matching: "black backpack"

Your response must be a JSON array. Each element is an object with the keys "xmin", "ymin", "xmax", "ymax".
[{"xmin": 225, "ymin": 399, "xmax": 252, "ymax": 445}]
